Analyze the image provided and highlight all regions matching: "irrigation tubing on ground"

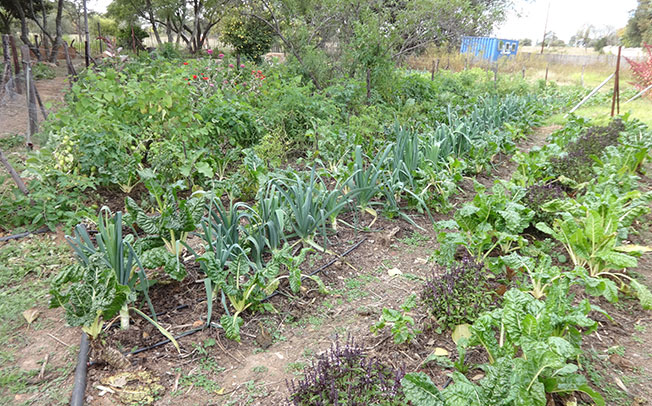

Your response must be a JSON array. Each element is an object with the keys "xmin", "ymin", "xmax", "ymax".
[
  {"xmin": 70, "ymin": 333, "xmax": 89, "ymax": 406},
  {"xmin": 120, "ymin": 237, "xmax": 368, "ymax": 357},
  {"xmin": 74, "ymin": 237, "xmax": 367, "ymax": 397},
  {"xmin": 263, "ymin": 237, "xmax": 367, "ymax": 301},
  {"xmin": 0, "ymin": 226, "xmax": 49, "ymax": 242}
]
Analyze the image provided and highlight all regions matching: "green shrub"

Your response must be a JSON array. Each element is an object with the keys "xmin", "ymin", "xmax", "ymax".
[{"xmin": 32, "ymin": 62, "xmax": 56, "ymax": 80}]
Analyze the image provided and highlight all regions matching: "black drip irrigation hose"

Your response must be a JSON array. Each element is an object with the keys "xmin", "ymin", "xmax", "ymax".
[
  {"xmin": 264, "ymin": 237, "xmax": 367, "ymax": 301},
  {"xmin": 71, "ymin": 237, "xmax": 367, "ymax": 401},
  {"xmin": 0, "ymin": 226, "xmax": 49, "ymax": 242},
  {"xmin": 70, "ymin": 333, "xmax": 89, "ymax": 406}
]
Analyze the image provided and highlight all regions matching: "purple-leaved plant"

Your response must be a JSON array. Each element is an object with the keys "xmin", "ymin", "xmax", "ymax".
[
  {"xmin": 421, "ymin": 255, "xmax": 498, "ymax": 333},
  {"xmin": 549, "ymin": 119, "xmax": 624, "ymax": 184},
  {"xmin": 287, "ymin": 336, "xmax": 406, "ymax": 406}
]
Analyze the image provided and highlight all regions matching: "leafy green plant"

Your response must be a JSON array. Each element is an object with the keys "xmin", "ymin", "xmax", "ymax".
[
  {"xmin": 536, "ymin": 202, "xmax": 652, "ymax": 309},
  {"xmin": 51, "ymin": 209, "xmax": 178, "ymax": 350},
  {"xmin": 347, "ymin": 144, "xmax": 391, "ymax": 224},
  {"xmin": 60, "ymin": 209, "xmax": 153, "ymax": 328},
  {"xmin": 32, "ymin": 62, "xmax": 56, "ymax": 80},
  {"xmin": 436, "ymin": 181, "xmax": 533, "ymax": 265},
  {"xmin": 274, "ymin": 168, "xmax": 351, "ymax": 250},
  {"xmin": 124, "ymin": 171, "xmax": 205, "ymax": 280},
  {"xmin": 371, "ymin": 294, "xmax": 421, "ymax": 344},
  {"xmin": 402, "ymin": 286, "xmax": 605, "ymax": 406}
]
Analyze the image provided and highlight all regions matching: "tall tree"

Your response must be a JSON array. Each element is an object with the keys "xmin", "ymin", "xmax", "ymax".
[
  {"xmin": 244, "ymin": 0, "xmax": 515, "ymax": 90},
  {"xmin": 1, "ymin": 0, "xmax": 65, "ymax": 61},
  {"xmin": 624, "ymin": 0, "xmax": 652, "ymax": 47}
]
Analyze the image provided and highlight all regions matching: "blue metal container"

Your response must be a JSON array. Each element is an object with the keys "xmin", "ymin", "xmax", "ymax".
[{"xmin": 460, "ymin": 37, "xmax": 519, "ymax": 62}]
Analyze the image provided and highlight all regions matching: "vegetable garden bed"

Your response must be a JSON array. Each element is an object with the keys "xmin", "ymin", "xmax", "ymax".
[{"xmin": 2, "ymin": 53, "xmax": 651, "ymax": 406}]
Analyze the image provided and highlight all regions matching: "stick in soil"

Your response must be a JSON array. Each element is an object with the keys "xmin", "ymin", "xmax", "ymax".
[
  {"xmin": 47, "ymin": 333, "xmax": 72, "ymax": 348},
  {"xmin": 0, "ymin": 148, "xmax": 30, "ymax": 196},
  {"xmin": 38, "ymin": 354, "xmax": 49, "ymax": 380}
]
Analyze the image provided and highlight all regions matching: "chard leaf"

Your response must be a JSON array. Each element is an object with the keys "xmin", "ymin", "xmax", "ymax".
[
  {"xmin": 220, "ymin": 314, "xmax": 244, "ymax": 342},
  {"xmin": 630, "ymin": 279, "xmax": 652, "ymax": 310},
  {"xmin": 542, "ymin": 374, "xmax": 605, "ymax": 406},
  {"xmin": 442, "ymin": 372, "xmax": 485, "ymax": 406},
  {"xmin": 596, "ymin": 251, "xmax": 638, "ymax": 270},
  {"xmin": 401, "ymin": 372, "xmax": 445, "ymax": 406}
]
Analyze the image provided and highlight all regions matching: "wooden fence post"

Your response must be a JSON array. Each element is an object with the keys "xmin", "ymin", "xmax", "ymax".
[
  {"xmin": 98, "ymin": 21, "xmax": 103, "ymax": 54},
  {"xmin": 493, "ymin": 64, "xmax": 498, "ymax": 88},
  {"xmin": 611, "ymin": 46, "xmax": 622, "ymax": 117},
  {"xmin": 545, "ymin": 63, "xmax": 549, "ymax": 84},
  {"xmin": 521, "ymin": 66, "xmax": 525, "ymax": 79},
  {"xmin": 1, "ymin": 35, "xmax": 15, "ymax": 92},
  {"xmin": 9, "ymin": 35, "xmax": 22, "ymax": 93},
  {"xmin": 21, "ymin": 45, "xmax": 38, "ymax": 149}
]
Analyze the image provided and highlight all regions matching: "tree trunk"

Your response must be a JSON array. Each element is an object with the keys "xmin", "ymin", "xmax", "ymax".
[
  {"xmin": 48, "ymin": 0, "xmax": 65, "ymax": 63},
  {"xmin": 11, "ymin": 0, "xmax": 41, "ymax": 60},
  {"xmin": 166, "ymin": 16, "xmax": 173, "ymax": 43},
  {"xmin": 145, "ymin": 0, "xmax": 162, "ymax": 45},
  {"xmin": 40, "ymin": 0, "xmax": 48, "ymax": 55}
]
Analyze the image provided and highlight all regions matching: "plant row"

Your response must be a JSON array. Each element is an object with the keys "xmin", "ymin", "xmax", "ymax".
[
  {"xmin": 288, "ymin": 116, "xmax": 652, "ymax": 405},
  {"xmin": 2, "ymin": 55, "xmax": 577, "ymax": 230},
  {"xmin": 48, "ymin": 75, "xmax": 561, "ymax": 349}
]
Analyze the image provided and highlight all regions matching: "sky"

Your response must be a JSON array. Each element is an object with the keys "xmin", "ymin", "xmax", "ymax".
[
  {"xmin": 494, "ymin": 0, "xmax": 638, "ymax": 42},
  {"xmin": 88, "ymin": 0, "xmax": 638, "ymax": 44}
]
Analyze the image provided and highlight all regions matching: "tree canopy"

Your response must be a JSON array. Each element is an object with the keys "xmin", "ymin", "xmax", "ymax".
[{"xmin": 624, "ymin": 0, "xmax": 652, "ymax": 47}]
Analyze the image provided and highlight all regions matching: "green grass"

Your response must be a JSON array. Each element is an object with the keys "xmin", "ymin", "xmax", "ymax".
[
  {"xmin": 0, "ymin": 237, "xmax": 70, "ymax": 349},
  {"xmin": 547, "ymin": 96, "xmax": 652, "ymax": 127},
  {"xmin": 572, "ymin": 97, "xmax": 652, "ymax": 126},
  {"xmin": 0, "ymin": 236, "xmax": 71, "ymax": 405}
]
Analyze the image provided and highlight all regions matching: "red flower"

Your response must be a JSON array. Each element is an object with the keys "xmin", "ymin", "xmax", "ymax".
[
  {"xmin": 183, "ymin": 62, "xmax": 189, "ymax": 65},
  {"xmin": 193, "ymin": 75, "xmax": 198, "ymax": 79},
  {"xmin": 202, "ymin": 76, "xmax": 209, "ymax": 80},
  {"xmin": 257, "ymin": 70, "xmax": 262, "ymax": 74}
]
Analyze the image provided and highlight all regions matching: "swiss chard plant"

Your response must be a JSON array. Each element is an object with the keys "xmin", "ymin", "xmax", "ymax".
[
  {"xmin": 435, "ymin": 181, "xmax": 533, "ymax": 265},
  {"xmin": 402, "ymin": 285, "xmax": 605, "ymax": 406},
  {"xmin": 124, "ymin": 170, "xmax": 205, "ymax": 280},
  {"xmin": 536, "ymin": 200, "xmax": 652, "ymax": 309}
]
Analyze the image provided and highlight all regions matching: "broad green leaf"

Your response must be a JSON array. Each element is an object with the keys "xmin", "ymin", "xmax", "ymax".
[
  {"xmin": 401, "ymin": 372, "xmax": 445, "ymax": 406},
  {"xmin": 614, "ymin": 244, "xmax": 652, "ymax": 253},
  {"xmin": 630, "ymin": 279, "xmax": 652, "ymax": 310}
]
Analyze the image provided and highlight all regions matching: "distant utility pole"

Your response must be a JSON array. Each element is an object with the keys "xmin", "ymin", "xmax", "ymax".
[{"xmin": 540, "ymin": 1, "xmax": 551, "ymax": 54}]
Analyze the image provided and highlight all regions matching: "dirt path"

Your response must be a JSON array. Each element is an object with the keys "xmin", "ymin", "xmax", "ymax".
[{"xmin": 0, "ymin": 73, "xmax": 68, "ymax": 138}]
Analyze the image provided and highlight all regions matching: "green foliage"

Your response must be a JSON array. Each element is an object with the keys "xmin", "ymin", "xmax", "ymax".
[
  {"xmin": 435, "ymin": 181, "xmax": 533, "ymax": 265},
  {"xmin": 401, "ymin": 372, "xmax": 445, "ymax": 406},
  {"xmin": 116, "ymin": 24, "xmax": 148, "ymax": 49},
  {"xmin": 371, "ymin": 294, "xmax": 421, "ymax": 344},
  {"xmin": 55, "ymin": 208, "xmax": 156, "ymax": 334},
  {"xmin": 402, "ymin": 285, "xmax": 604, "ymax": 406},
  {"xmin": 124, "ymin": 172, "xmax": 205, "ymax": 280},
  {"xmin": 221, "ymin": 12, "xmax": 275, "ymax": 62},
  {"xmin": 31, "ymin": 62, "xmax": 56, "ymax": 80},
  {"xmin": 49, "ymin": 261, "xmax": 130, "ymax": 339},
  {"xmin": 154, "ymin": 42, "xmax": 182, "ymax": 59}
]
